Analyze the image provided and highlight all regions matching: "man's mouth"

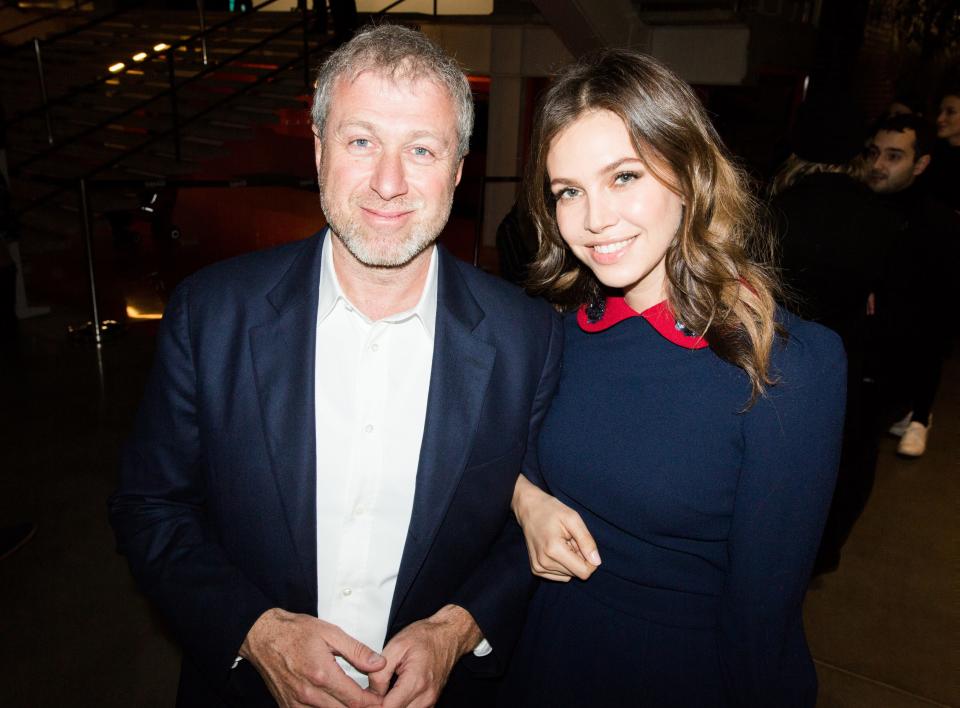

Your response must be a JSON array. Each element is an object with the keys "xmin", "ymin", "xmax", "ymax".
[{"xmin": 362, "ymin": 207, "xmax": 415, "ymax": 218}]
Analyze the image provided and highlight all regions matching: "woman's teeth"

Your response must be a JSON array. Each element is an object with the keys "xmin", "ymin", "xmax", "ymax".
[{"xmin": 593, "ymin": 238, "xmax": 633, "ymax": 254}]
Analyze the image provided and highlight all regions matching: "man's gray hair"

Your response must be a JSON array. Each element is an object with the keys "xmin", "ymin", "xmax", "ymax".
[{"xmin": 312, "ymin": 24, "xmax": 474, "ymax": 160}]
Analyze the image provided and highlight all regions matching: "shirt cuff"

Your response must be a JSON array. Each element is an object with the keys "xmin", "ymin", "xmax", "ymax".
[{"xmin": 472, "ymin": 638, "xmax": 493, "ymax": 657}]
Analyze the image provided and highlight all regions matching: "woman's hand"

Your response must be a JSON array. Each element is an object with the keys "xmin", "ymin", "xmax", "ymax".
[{"xmin": 511, "ymin": 475, "xmax": 601, "ymax": 582}]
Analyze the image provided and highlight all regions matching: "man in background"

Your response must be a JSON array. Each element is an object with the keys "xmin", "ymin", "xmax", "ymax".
[{"xmin": 864, "ymin": 113, "xmax": 958, "ymax": 458}]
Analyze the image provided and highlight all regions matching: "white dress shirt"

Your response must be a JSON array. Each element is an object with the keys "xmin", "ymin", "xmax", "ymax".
[{"xmin": 314, "ymin": 237, "xmax": 437, "ymax": 686}]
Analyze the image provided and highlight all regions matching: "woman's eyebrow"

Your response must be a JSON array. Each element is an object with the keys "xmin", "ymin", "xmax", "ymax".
[{"xmin": 550, "ymin": 156, "xmax": 643, "ymax": 187}]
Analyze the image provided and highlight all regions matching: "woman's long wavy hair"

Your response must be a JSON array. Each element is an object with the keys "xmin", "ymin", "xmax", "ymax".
[{"xmin": 524, "ymin": 49, "xmax": 781, "ymax": 403}]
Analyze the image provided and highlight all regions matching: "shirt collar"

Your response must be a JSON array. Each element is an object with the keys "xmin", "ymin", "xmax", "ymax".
[
  {"xmin": 317, "ymin": 230, "xmax": 439, "ymax": 338},
  {"xmin": 577, "ymin": 296, "xmax": 708, "ymax": 350}
]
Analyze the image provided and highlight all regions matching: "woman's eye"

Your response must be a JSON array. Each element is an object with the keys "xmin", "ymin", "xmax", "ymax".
[
  {"xmin": 614, "ymin": 172, "xmax": 638, "ymax": 186},
  {"xmin": 555, "ymin": 187, "xmax": 580, "ymax": 200}
]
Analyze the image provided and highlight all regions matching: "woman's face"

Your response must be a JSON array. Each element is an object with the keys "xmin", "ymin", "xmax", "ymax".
[
  {"xmin": 546, "ymin": 110, "xmax": 684, "ymax": 313},
  {"xmin": 936, "ymin": 95, "xmax": 960, "ymax": 145}
]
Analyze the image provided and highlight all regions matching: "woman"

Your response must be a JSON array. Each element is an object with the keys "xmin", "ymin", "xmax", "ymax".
[
  {"xmin": 927, "ymin": 87, "xmax": 959, "ymax": 213},
  {"xmin": 501, "ymin": 50, "xmax": 846, "ymax": 707}
]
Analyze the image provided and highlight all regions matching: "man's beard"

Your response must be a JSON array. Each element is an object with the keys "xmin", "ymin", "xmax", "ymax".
[{"xmin": 320, "ymin": 181, "xmax": 455, "ymax": 269}]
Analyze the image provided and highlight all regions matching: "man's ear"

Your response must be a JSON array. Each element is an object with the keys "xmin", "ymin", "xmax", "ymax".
[
  {"xmin": 314, "ymin": 133, "xmax": 323, "ymax": 175},
  {"xmin": 914, "ymin": 153, "xmax": 931, "ymax": 176},
  {"xmin": 454, "ymin": 158, "xmax": 464, "ymax": 187}
]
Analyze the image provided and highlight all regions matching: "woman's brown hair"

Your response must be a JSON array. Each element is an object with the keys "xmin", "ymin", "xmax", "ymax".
[{"xmin": 524, "ymin": 48, "xmax": 781, "ymax": 403}]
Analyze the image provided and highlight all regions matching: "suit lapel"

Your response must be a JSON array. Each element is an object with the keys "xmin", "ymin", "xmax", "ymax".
[
  {"xmin": 390, "ymin": 250, "xmax": 496, "ymax": 624},
  {"xmin": 249, "ymin": 232, "xmax": 325, "ymax": 610}
]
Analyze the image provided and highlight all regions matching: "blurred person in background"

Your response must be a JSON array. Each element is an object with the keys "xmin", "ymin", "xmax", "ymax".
[
  {"xmin": 925, "ymin": 85, "xmax": 960, "ymax": 213},
  {"xmin": 769, "ymin": 94, "xmax": 898, "ymax": 575},
  {"xmin": 864, "ymin": 113, "xmax": 959, "ymax": 458}
]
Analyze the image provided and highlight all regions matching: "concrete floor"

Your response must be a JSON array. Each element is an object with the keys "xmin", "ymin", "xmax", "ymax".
[{"xmin": 0, "ymin": 304, "xmax": 957, "ymax": 707}]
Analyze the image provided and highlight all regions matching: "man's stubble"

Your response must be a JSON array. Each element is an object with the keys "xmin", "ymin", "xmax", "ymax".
[{"xmin": 318, "ymin": 161, "xmax": 457, "ymax": 270}]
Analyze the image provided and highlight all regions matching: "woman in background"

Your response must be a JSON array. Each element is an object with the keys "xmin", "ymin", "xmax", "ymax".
[
  {"xmin": 502, "ymin": 49, "xmax": 846, "ymax": 707},
  {"xmin": 927, "ymin": 86, "xmax": 960, "ymax": 213}
]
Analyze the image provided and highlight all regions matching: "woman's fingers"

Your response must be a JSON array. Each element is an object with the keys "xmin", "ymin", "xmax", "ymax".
[
  {"xmin": 535, "ymin": 535, "xmax": 596, "ymax": 581},
  {"xmin": 535, "ymin": 570, "xmax": 572, "ymax": 583},
  {"xmin": 565, "ymin": 515, "xmax": 602, "ymax": 568},
  {"xmin": 513, "ymin": 476, "xmax": 602, "ymax": 582}
]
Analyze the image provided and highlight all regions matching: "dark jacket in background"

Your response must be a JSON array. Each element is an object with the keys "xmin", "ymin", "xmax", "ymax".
[
  {"xmin": 772, "ymin": 171, "xmax": 897, "ymax": 343},
  {"xmin": 923, "ymin": 143, "xmax": 960, "ymax": 214},
  {"xmin": 877, "ymin": 184, "xmax": 959, "ymax": 341}
]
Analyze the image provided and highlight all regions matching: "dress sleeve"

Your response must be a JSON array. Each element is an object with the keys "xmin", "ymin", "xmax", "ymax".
[{"xmin": 718, "ymin": 321, "xmax": 846, "ymax": 707}]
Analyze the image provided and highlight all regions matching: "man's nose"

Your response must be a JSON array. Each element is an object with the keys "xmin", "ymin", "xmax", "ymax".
[
  {"xmin": 584, "ymin": 193, "xmax": 618, "ymax": 234},
  {"xmin": 369, "ymin": 150, "xmax": 409, "ymax": 201}
]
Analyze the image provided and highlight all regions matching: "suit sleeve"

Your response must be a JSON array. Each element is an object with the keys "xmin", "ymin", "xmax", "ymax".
[
  {"xmin": 718, "ymin": 324, "xmax": 846, "ymax": 706},
  {"xmin": 108, "ymin": 280, "xmax": 274, "ymax": 687},
  {"xmin": 449, "ymin": 308, "xmax": 563, "ymax": 675}
]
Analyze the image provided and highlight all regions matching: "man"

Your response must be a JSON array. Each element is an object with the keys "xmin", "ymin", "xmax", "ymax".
[
  {"xmin": 865, "ymin": 114, "xmax": 932, "ymax": 195},
  {"xmin": 864, "ymin": 113, "xmax": 957, "ymax": 458},
  {"xmin": 109, "ymin": 25, "xmax": 561, "ymax": 707}
]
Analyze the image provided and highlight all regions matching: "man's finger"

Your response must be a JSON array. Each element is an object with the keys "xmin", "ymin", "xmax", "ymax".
[
  {"xmin": 380, "ymin": 668, "xmax": 422, "ymax": 708},
  {"xmin": 304, "ymin": 657, "xmax": 382, "ymax": 708},
  {"xmin": 367, "ymin": 657, "xmax": 397, "ymax": 698},
  {"xmin": 325, "ymin": 625, "xmax": 387, "ymax": 674}
]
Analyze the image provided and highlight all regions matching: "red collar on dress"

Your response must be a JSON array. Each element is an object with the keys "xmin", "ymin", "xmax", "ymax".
[{"xmin": 576, "ymin": 297, "xmax": 709, "ymax": 350}]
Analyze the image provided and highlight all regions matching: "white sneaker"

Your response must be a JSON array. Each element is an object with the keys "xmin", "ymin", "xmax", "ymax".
[
  {"xmin": 897, "ymin": 420, "xmax": 931, "ymax": 457},
  {"xmin": 888, "ymin": 412, "xmax": 913, "ymax": 437}
]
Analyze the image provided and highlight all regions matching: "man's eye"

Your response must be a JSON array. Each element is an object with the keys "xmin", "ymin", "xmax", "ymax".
[
  {"xmin": 412, "ymin": 146, "xmax": 434, "ymax": 157},
  {"xmin": 350, "ymin": 138, "xmax": 371, "ymax": 148}
]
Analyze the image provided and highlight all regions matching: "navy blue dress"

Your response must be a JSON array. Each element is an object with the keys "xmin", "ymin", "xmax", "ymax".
[{"xmin": 502, "ymin": 299, "xmax": 846, "ymax": 707}]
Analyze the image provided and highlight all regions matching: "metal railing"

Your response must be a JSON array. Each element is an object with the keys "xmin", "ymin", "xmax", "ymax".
[
  {"xmin": 0, "ymin": 0, "xmax": 97, "ymax": 41},
  {"xmin": 1, "ymin": 0, "xmax": 150, "ymax": 145},
  {"xmin": 6, "ymin": 0, "xmax": 288, "ymax": 144},
  {"xmin": 11, "ymin": 1, "xmax": 325, "ymax": 219},
  {"xmin": 374, "ymin": 0, "xmax": 439, "ymax": 15}
]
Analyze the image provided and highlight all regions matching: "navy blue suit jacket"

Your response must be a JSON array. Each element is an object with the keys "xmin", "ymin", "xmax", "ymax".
[{"xmin": 109, "ymin": 231, "xmax": 562, "ymax": 706}]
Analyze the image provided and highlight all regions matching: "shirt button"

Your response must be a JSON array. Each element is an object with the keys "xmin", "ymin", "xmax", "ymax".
[
  {"xmin": 364, "ymin": 424, "xmax": 374, "ymax": 433},
  {"xmin": 353, "ymin": 505, "xmax": 365, "ymax": 516},
  {"xmin": 370, "ymin": 343, "xmax": 379, "ymax": 352},
  {"xmin": 342, "ymin": 587, "xmax": 352, "ymax": 597}
]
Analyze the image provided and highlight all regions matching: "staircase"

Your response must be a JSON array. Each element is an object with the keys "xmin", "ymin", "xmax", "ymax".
[{"xmin": 1, "ymin": 4, "xmax": 330, "ymax": 248}]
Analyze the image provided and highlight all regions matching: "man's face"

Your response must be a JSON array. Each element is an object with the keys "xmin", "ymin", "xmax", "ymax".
[
  {"xmin": 315, "ymin": 70, "xmax": 463, "ymax": 268},
  {"xmin": 865, "ymin": 129, "xmax": 929, "ymax": 194}
]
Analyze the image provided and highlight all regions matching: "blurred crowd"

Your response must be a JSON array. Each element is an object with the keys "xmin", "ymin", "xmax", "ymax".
[{"xmin": 760, "ymin": 84, "xmax": 958, "ymax": 573}]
